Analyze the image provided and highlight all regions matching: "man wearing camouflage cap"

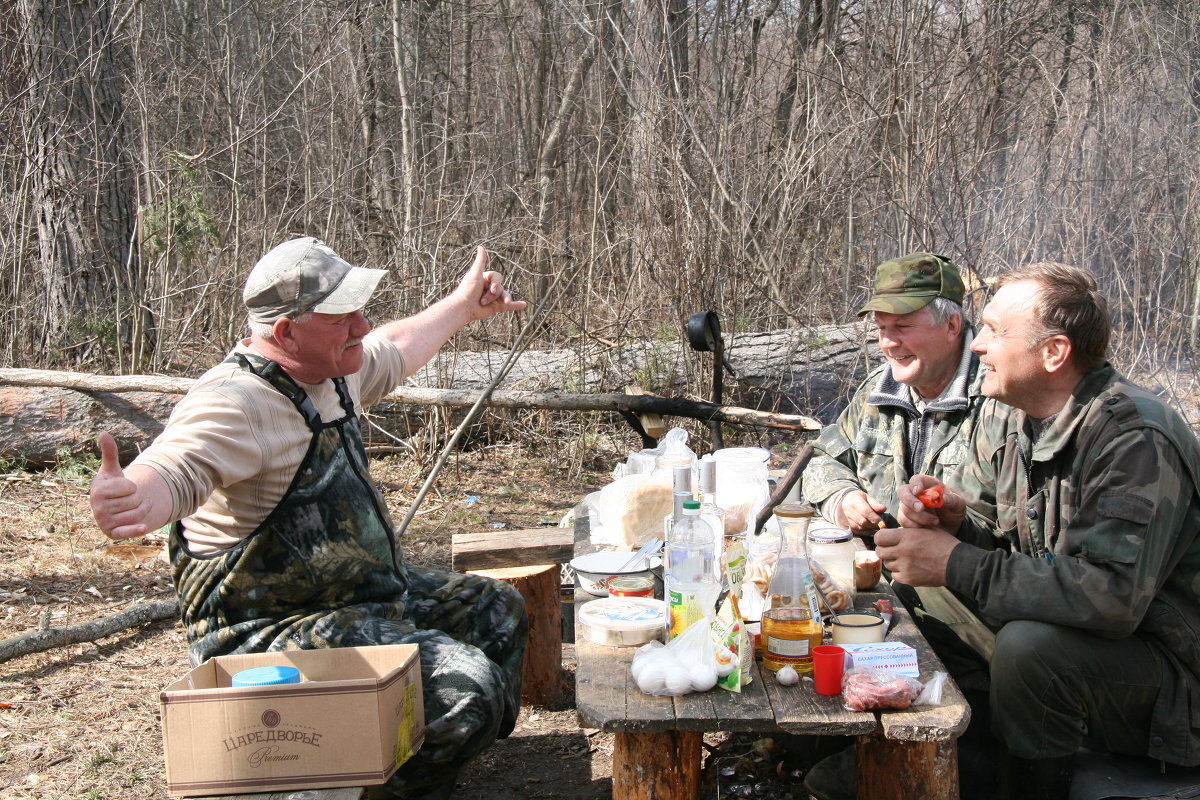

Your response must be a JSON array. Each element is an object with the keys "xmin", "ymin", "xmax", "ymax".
[
  {"xmin": 90, "ymin": 236, "xmax": 528, "ymax": 799},
  {"xmin": 803, "ymin": 252, "xmax": 1000, "ymax": 800},
  {"xmin": 884, "ymin": 263, "xmax": 1200, "ymax": 798}
]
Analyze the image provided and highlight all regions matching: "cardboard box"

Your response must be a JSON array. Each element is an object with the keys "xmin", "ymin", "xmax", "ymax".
[
  {"xmin": 159, "ymin": 644, "xmax": 424, "ymax": 797},
  {"xmin": 840, "ymin": 641, "xmax": 920, "ymax": 677}
]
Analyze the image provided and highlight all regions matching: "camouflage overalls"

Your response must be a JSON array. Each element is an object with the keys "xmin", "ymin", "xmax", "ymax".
[
  {"xmin": 952, "ymin": 365, "xmax": 1200, "ymax": 765},
  {"xmin": 804, "ymin": 330, "xmax": 999, "ymax": 690},
  {"xmin": 170, "ymin": 354, "xmax": 527, "ymax": 798}
]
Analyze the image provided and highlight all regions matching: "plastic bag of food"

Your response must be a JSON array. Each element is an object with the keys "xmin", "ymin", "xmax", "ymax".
[
  {"xmin": 841, "ymin": 667, "xmax": 945, "ymax": 711},
  {"xmin": 631, "ymin": 619, "xmax": 728, "ymax": 696}
]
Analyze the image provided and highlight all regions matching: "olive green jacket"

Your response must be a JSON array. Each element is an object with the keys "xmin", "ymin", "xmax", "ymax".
[
  {"xmin": 804, "ymin": 330, "xmax": 987, "ymax": 523},
  {"xmin": 951, "ymin": 365, "xmax": 1200, "ymax": 765}
]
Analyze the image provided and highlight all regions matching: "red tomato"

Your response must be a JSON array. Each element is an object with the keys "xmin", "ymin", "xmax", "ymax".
[{"xmin": 916, "ymin": 484, "xmax": 945, "ymax": 508}]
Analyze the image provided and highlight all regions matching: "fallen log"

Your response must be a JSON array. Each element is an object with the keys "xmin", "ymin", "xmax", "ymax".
[
  {"xmin": 0, "ymin": 323, "xmax": 871, "ymax": 466},
  {"xmin": 0, "ymin": 373, "xmax": 825, "ymax": 467},
  {"xmin": 0, "ymin": 599, "xmax": 180, "ymax": 664}
]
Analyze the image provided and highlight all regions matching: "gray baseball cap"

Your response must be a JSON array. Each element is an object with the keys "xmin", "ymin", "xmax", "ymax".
[{"xmin": 243, "ymin": 237, "xmax": 387, "ymax": 324}]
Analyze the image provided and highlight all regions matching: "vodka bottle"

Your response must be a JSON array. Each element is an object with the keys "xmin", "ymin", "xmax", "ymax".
[
  {"xmin": 663, "ymin": 463, "xmax": 694, "ymax": 537},
  {"xmin": 666, "ymin": 500, "xmax": 720, "ymax": 638},
  {"xmin": 697, "ymin": 456, "xmax": 726, "ymax": 582}
]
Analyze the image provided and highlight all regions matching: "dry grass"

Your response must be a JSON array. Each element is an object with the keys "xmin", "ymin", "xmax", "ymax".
[{"xmin": 0, "ymin": 436, "xmax": 622, "ymax": 800}]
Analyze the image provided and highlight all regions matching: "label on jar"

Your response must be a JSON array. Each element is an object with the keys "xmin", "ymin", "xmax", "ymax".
[{"xmin": 608, "ymin": 575, "xmax": 654, "ymax": 597}]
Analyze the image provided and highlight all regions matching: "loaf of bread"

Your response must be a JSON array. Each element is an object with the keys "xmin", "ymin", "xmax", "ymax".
[{"xmin": 596, "ymin": 473, "xmax": 674, "ymax": 549}]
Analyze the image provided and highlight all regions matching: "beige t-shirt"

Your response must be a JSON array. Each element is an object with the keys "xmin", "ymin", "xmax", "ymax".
[{"xmin": 133, "ymin": 335, "xmax": 406, "ymax": 554}]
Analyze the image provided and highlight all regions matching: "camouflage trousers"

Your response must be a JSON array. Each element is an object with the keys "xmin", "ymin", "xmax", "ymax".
[
  {"xmin": 990, "ymin": 620, "xmax": 1163, "ymax": 761},
  {"xmin": 301, "ymin": 565, "xmax": 527, "ymax": 798}
]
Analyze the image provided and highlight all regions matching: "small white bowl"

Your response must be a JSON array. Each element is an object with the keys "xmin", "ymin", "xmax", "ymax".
[{"xmin": 570, "ymin": 551, "xmax": 662, "ymax": 596}]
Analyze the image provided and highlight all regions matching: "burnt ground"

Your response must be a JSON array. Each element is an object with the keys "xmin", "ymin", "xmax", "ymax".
[{"xmin": 0, "ymin": 432, "xmax": 830, "ymax": 800}]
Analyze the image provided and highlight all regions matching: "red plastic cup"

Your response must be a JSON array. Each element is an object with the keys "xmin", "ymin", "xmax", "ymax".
[{"xmin": 812, "ymin": 645, "xmax": 846, "ymax": 695}]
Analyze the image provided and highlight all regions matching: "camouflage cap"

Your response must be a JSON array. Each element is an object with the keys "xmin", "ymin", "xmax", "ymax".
[
  {"xmin": 857, "ymin": 252, "xmax": 965, "ymax": 317},
  {"xmin": 243, "ymin": 237, "xmax": 387, "ymax": 324}
]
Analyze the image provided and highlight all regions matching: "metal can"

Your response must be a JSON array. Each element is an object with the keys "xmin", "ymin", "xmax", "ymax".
[{"xmin": 607, "ymin": 575, "xmax": 655, "ymax": 598}]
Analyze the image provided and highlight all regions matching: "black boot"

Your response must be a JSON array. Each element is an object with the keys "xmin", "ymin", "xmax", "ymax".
[
  {"xmin": 803, "ymin": 745, "xmax": 856, "ymax": 800},
  {"xmin": 1001, "ymin": 754, "xmax": 1072, "ymax": 800}
]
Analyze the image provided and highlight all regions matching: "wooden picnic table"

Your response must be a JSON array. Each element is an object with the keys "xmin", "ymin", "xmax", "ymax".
[{"xmin": 572, "ymin": 505, "xmax": 971, "ymax": 800}]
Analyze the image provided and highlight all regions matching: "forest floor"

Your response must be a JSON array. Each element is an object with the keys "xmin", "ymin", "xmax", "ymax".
[{"xmin": 0, "ymin": 430, "xmax": 829, "ymax": 800}]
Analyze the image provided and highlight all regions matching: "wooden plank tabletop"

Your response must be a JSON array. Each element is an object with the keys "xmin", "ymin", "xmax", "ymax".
[{"xmin": 571, "ymin": 501, "xmax": 970, "ymax": 740}]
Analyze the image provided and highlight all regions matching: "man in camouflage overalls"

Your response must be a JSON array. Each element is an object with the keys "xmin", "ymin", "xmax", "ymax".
[
  {"xmin": 90, "ymin": 237, "xmax": 529, "ymax": 799},
  {"xmin": 802, "ymin": 253, "xmax": 1002, "ymax": 800},
  {"xmin": 882, "ymin": 263, "xmax": 1200, "ymax": 799}
]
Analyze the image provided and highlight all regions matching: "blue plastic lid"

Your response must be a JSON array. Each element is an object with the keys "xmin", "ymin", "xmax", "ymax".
[{"xmin": 231, "ymin": 665, "xmax": 301, "ymax": 687}]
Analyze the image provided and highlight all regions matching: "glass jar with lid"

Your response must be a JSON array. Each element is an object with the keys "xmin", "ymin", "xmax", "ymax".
[{"xmin": 807, "ymin": 525, "xmax": 856, "ymax": 600}]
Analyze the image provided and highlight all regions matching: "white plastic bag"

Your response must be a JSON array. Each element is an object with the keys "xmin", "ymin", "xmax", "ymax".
[
  {"xmin": 630, "ymin": 619, "xmax": 720, "ymax": 696},
  {"xmin": 613, "ymin": 427, "xmax": 695, "ymax": 479}
]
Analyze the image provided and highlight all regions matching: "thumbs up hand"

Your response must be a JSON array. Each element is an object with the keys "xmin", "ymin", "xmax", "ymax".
[
  {"xmin": 458, "ymin": 246, "xmax": 526, "ymax": 321},
  {"xmin": 90, "ymin": 432, "xmax": 154, "ymax": 540}
]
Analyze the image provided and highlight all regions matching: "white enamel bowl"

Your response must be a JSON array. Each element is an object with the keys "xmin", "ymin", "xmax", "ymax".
[{"xmin": 569, "ymin": 551, "xmax": 662, "ymax": 596}]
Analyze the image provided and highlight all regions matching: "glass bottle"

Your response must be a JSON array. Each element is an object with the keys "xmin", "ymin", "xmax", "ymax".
[
  {"xmin": 663, "ymin": 463, "xmax": 694, "ymax": 537},
  {"xmin": 761, "ymin": 502, "xmax": 823, "ymax": 673},
  {"xmin": 697, "ymin": 456, "xmax": 726, "ymax": 582},
  {"xmin": 665, "ymin": 500, "xmax": 720, "ymax": 639}
]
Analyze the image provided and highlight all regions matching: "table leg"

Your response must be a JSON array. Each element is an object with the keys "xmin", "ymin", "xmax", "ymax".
[
  {"xmin": 856, "ymin": 732, "xmax": 959, "ymax": 800},
  {"xmin": 612, "ymin": 730, "xmax": 702, "ymax": 800}
]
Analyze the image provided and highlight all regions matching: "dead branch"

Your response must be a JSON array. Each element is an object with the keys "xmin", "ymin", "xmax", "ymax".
[{"xmin": 0, "ymin": 600, "xmax": 179, "ymax": 664}]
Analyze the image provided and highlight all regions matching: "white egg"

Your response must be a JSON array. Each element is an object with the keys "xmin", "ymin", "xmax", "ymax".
[
  {"xmin": 775, "ymin": 665, "xmax": 800, "ymax": 686},
  {"xmin": 664, "ymin": 664, "xmax": 694, "ymax": 695},
  {"xmin": 689, "ymin": 663, "xmax": 718, "ymax": 692},
  {"xmin": 636, "ymin": 659, "xmax": 669, "ymax": 694}
]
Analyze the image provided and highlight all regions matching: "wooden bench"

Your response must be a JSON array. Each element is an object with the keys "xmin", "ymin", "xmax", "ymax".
[{"xmin": 572, "ymin": 505, "xmax": 971, "ymax": 800}]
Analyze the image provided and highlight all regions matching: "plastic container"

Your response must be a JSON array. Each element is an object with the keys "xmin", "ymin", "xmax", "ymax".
[
  {"xmin": 713, "ymin": 448, "xmax": 771, "ymax": 540},
  {"xmin": 231, "ymin": 665, "xmax": 302, "ymax": 687},
  {"xmin": 578, "ymin": 597, "xmax": 667, "ymax": 646}
]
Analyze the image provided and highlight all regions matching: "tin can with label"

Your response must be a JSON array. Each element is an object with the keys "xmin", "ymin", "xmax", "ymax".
[{"xmin": 607, "ymin": 575, "xmax": 655, "ymax": 598}]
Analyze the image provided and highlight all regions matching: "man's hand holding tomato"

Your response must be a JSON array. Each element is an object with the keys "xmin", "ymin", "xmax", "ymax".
[{"xmin": 874, "ymin": 476, "xmax": 967, "ymax": 587}]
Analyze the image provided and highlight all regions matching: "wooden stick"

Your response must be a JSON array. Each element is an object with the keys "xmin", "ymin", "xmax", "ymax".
[{"xmin": 0, "ymin": 600, "xmax": 179, "ymax": 663}]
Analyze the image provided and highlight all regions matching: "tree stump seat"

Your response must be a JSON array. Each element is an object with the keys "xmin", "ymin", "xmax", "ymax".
[{"xmin": 452, "ymin": 528, "xmax": 572, "ymax": 706}]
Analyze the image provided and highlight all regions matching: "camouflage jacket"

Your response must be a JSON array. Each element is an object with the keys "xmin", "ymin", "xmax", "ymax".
[
  {"xmin": 804, "ymin": 330, "xmax": 988, "ymax": 524},
  {"xmin": 951, "ymin": 365, "xmax": 1200, "ymax": 765}
]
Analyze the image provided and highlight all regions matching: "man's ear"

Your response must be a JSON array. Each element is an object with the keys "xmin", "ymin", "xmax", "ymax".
[
  {"xmin": 272, "ymin": 318, "xmax": 299, "ymax": 352},
  {"xmin": 1042, "ymin": 334, "xmax": 1073, "ymax": 373},
  {"xmin": 946, "ymin": 313, "xmax": 963, "ymax": 339}
]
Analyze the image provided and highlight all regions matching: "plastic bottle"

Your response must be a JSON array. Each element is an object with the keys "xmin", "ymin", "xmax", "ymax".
[
  {"xmin": 761, "ymin": 503, "xmax": 823, "ymax": 673},
  {"xmin": 665, "ymin": 500, "xmax": 720, "ymax": 638}
]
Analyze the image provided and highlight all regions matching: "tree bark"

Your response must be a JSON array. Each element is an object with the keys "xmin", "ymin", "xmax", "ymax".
[{"xmin": 19, "ymin": 0, "xmax": 144, "ymax": 368}]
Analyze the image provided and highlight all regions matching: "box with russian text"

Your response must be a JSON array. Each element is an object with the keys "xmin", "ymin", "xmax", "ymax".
[
  {"xmin": 840, "ymin": 641, "xmax": 920, "ymax": 677},
  {"xmin": 159, "ymin": 644, "xmax": 424, "ymax": 797}
]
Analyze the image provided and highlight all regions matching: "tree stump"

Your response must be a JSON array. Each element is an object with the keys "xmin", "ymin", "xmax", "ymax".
[
  {"xmin": 468, "ymin": 564, "xmax": 562, "ymax": 706},
  {"xmin": 613, "ymin": 731, "xmax": 702, "ymax": 800}
]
